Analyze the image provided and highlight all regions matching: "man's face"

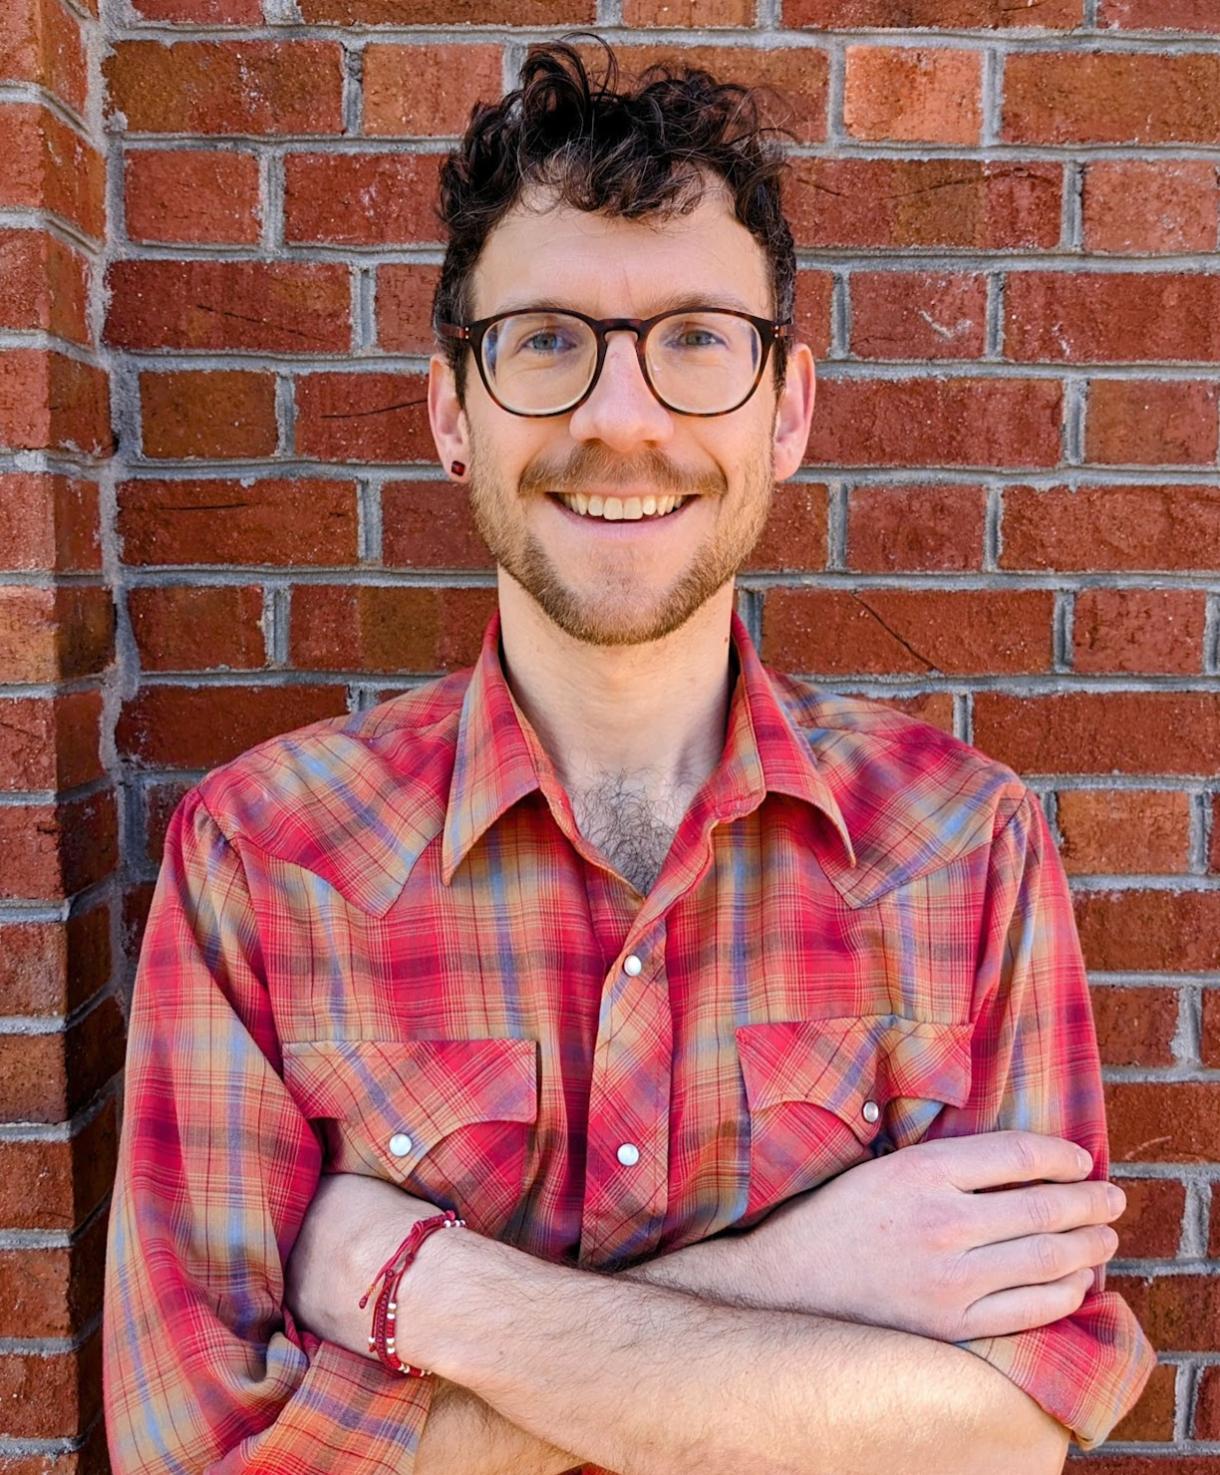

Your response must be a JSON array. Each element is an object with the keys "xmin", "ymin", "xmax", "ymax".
[{"xmin": 430, "ymin": 180, "xmax": 810, "ymax": 648}]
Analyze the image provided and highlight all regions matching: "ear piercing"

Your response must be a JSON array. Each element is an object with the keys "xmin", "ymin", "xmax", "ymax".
[{"xmin": 450, "ymin": 460, "xmax": 466, "ymax": 476}]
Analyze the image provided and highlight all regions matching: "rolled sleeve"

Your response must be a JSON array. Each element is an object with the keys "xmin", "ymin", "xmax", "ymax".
[{"xmin": 103, "ymin": 791, "xmax": 435, "ymax": 1474}]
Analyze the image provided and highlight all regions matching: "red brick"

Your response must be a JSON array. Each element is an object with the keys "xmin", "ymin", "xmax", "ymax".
[
  {"xmin": 145, "ymin": 778, "xmax": 192, "ymax": 865},
  {"xmin": 1213, "ymin": 796, "xmax": 1220, "ymax": 874},
  {"xmin": 104, "ymin": 41, "xmax": 343, "ymax": 135},
  {"xmin": 105, "ymin": 260, "xmax": 351, "ymax": 354},
  {"xmin": 847, "ymin": 484, "xmax": 986, "ymax": 572},
  {"xmin": 118, "ymin": 479, "xmax": 358, "ymax": 567},
  {"xmin": 382, "ymin": 481, "xmax": 491, "ymax": 570},
  {"xmin": 0, "ymin": 228, "xmax": 89, "ymax": 345},
  {"xmin": 291, "ymin": 585, "xmax": 496, "ymax": 673},
  {"xmin": 0, "ymin": 692, "xmax": 103, "ymax": 792},
  {"xmin": 116, "ymin": 684, "xmax": 347, "ymax": 768},
  {"xmin": 132, "ymin": 0, "xmax": 262, "ymax": 18},
  {"xmin": 141, "ymin": 370, "xmax": 278, "ymax": 461},
  {"xmin": 1068, "ymin": 1459, "xmax": 1220, "ymax": 1475},
  {"xmin": 0, "ymin": 474, "xmax": 100, "ymax": 573},
  {"xmin": 788, "ymin": 159, "xmax": 1062, "ymax": 250},
  {"xmin": 129, "ymin": 585, "xmax": 265, "ymax": 672},
  {"xmin": 842, "ymin": 691, "xmax": 957, "ymax": 737},
  {"xmin": 0, "ymin": 585, "xmax": 113, "ymax": 683},
  {"xmin": 1108, "ymin": 1361, "xmax": 1176, "ymax": 1443},
  {"xmin": 1111, "ymin": 1272, "xmax": 1220, "ymax": 1351},
  {"xmin": 0, "ymin": 1209, "xmax": 106, "ymax": 1338},
  {"xmin": 844, "ymin": 46, "xmax": 982, "ymax": 146},
  {"xmin": 0, "ymin": 792, "xmax": 117, "ymax": 903},
  {"xmin": 1202, "ymin": 988, "xmax": 1220, "ymax": 1067},
  {"xmin": 124, "ymin": 148, "xmax": 261, "ymax": 246},
  {"xmin": 973, "ymin": 693, "xmax": 1220, "ymax": 776},
  {"xmin": 742, "ymin": 483, "xmax": 828, "ymax": 573},
  {"xmin": 1086, "ymin": 380, "xmax": 1219, "ymax": 466},
  {"xmin": 1073, "ymin": 587, "xmax": 1206, "ymax": 676},
  {"xmin": 0, "ymin": 350, "xmax": 111, "ymax": 458},
  {"xmin": 0, "ymin": 1332, "xmax": 101, "ymax": 1439},
  {"xmin": 284, "ymin": 153, "xmax": 441, "ymax": 246},
  {"xmin": 300, "ymin": 0, "xmax": 591, "ymax": 17},
  {"xmin": 0, "ymin": 104, "xmax": 104, "ymax": 240},
  {"xmin": 0, "ymin": 1098, "xmax": 116, "ymax": 1232},
  {"xmin": 1197, "ymin": 1366, "xmax": 1220, "ymax": 1440},
  {"xmin": 1100, "ymin": 0, "xmax": 1220, "ymax": 28},
  {"xmin": 1077, "ymin": 891, "xmax": 1220, "ymax": 973},
  {"xmin": 1000, "ymin": 485, "xmax": 1220, "ymax": 573},
  {"xmin": 1006, "ymin": 53, "xmax": 1220, "ymax": 145},
  {"xmin": 623, "ymin": 0, "xmax": 754, "ymax": 20},
  {"xmin": 1111, "ymin": 1178, "xmax": 1186, "ymax": 1260},
  {"xmin": 805, "ymin": 378, "xmax": 1062, "ymax": 468},
  {"xmin": 794, "ymin": 271, "xmax": 833, "ymax": 361},
  {"xmin": 364, "ymin": 44, "xmax": 503, "ymax": 136},
  {"xmin": 377, "ymin": 264, "xmax": 440, "ymax": 355},
  {"xmin": 1213, "ymin": 1186, "xmax": 1220, "ymax": 1258},
  {"xmin": 1083, "ymin": 161, "xmax": 1219, "ymax": 255},
  {"xmin": 0, "ymin": 0, "xmax": 88, "ymax": 114},
  {"xmin": 1058, "ymin": 789, "xmax": 1192, "ymax": 876},
  {"xmin": 123, "ymin": 881, "xmax": 156, "ymax": 971},
  {"xmin": 0, "ymin": 1001, "xmax": 122, "ymax": 1126},
  {"xmin": 1089, "ymin": 985, "xmax": 1179, "ymax": 1067},
  {"xmin": 761, "ymin": 588, "xmax": 1053, "ymax": 675},
  {"xmin": 0, "ymin": 907, "xmax": 110, "ymax": 1016},
  {"xmin": 1006, "ymin": 273, "xmax": 1220, "ymax": 364},
  {"xmin": 295, "ymin": 372, "xmax": 433, "ymax": 464},
  {"xmin": 786, "ymin": 0, "xmax": 1081, "ymax": 23},
  {"xmin": 850, "ymin": 273, "xmax": 987, "ymax": 361}
]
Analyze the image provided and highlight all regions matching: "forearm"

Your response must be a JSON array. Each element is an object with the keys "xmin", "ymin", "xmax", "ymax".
[
  {"xmin": 407, "ymin": 1230, "xmax": 1067, "ymax": 1475},
  {"xmin": 414, "ymin": 1378, "xmax": 581, "ymax": 1475}
]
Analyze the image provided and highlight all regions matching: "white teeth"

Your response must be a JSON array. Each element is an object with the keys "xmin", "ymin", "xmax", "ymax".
[
  {"xmin": 603, "ymin": 497, "xmax": 624, "ymax": 520},
  {"xmin": 642, "ymin": 495, "xmax": 657, "ymax": 515},
  {"xmin": 588, "ymin": 494, "xmax": 604, "ymax": 516},
  {"xmin": 622, "ymin": 497, "xmax": 643, "ymax": 520},
  {"xmin": 555, "ymin": 492, "xmax": 689, "ymax": 520}
]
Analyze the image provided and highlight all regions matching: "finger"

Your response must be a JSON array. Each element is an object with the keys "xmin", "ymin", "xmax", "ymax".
[
  {"xmin": 957, "ymin": 1267, "xmax": 1094, "ymax": 1341},
  {"xmin": 924, "ymin": 1131, "xmax": 1094, "ymax": 1192},
  {"xmin": 964, "ymin": 1179, "xmax": 1124, "ymax": 1246},
  {"xmin": 962, "ymin": 1223, "xmax": 1119, "ymax": 1299}
]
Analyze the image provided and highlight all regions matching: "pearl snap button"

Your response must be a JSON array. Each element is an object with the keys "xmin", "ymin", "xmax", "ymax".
[
  {"xmin": 862, "ymin": 1101, "xmax": 880, "ymax": 1125},
  {"xmin": 388, "ymin": 1133, "xmax": 413, "ymax": 1157},
  {"xmin": 623, "ymin": 954, "xmax": 643, "ymax": 977},
  {"xmin": 617, "ymin": 1142, "xmax": 641, "ymax": 1167}
]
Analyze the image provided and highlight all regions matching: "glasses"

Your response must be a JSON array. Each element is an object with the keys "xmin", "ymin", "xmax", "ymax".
[{"xmin": 437, "ymin": 306, "xmax": 792, "ymax": 418}]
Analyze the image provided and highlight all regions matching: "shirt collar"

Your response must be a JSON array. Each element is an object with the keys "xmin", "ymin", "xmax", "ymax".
[{"xmin": 440, "ymin": 607, "xmax": 855, "ymax": 884}]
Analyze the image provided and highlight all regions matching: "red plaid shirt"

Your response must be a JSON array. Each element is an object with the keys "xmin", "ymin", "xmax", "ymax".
[{"xmin": 103, "ymin": 608, "xmax": 1154, "ymax": 1473}]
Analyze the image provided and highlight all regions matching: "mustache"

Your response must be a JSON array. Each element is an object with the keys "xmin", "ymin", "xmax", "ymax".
[{"xmin": 517, "ymin": 446, "xmax": 726, "ymax": 499}]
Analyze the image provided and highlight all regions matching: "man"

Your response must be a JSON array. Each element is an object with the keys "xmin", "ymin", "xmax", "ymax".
[{"xmin": 103, "ymin": 38, "xmax": 1155, "ymax": 1475}]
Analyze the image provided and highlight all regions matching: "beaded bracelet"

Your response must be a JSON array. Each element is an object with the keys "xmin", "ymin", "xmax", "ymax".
[{"xmin": 358, "ymin": 1209, "xmax": 466, "ymax": 1376}]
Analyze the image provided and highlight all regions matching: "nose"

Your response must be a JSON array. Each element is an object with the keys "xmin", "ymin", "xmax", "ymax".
[{"xmin": 566, "ymin": 329, "xmax": 673, "ymax": 452}]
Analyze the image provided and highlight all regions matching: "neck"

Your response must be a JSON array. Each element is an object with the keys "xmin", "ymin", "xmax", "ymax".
[{"xmin": 496, "ymin": 573, "xmax": 737, "ymax": 803}]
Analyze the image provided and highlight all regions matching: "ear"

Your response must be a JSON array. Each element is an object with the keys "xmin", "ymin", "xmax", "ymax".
[
  {"xmin": 771, "ymin": 340, "xmax": 816, "ymax": 483},
  {"xmin": 428, "ymin": 353, "xmax": 471, "ymax": 477}
]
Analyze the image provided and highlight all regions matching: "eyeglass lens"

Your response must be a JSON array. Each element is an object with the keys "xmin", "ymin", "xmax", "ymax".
[{"xmin": 481, "ymin": 311, "xmax": 764, "ymax": 415}]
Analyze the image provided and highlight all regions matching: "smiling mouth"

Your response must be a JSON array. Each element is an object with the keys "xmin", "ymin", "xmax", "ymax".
[{"xmin": 549, "ymin": 492, "xmax": 688, "ymax": 521}]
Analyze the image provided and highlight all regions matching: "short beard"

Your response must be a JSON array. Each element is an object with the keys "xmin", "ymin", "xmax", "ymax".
[{"xmin": 465, "ymin": 436, "xmax": 775, "ymax": 648}]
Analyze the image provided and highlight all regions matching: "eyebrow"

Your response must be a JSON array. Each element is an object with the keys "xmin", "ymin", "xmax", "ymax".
[{"xmin": 490, "ymin": 290, "xmax": 766, "ymax": 318}]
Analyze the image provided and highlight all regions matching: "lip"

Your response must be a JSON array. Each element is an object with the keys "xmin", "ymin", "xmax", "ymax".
[{"xmin": 544, "ymin": 492, "xmax": 698, "ymax": 534}]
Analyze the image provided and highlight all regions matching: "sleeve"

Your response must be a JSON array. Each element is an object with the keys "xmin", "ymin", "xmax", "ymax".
[
  {"xmin": 102, "ymin": 790, "xmax": 436, "ymax": 1474},
  {"xmin": 926, "ymin": 788, "xmax": 1157, "ymax": 1452}
]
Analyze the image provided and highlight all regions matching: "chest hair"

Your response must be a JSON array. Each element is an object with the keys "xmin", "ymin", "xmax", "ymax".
[{"xmin": 570, "ymin": 773, "xmax": 692, "ymax": 898}]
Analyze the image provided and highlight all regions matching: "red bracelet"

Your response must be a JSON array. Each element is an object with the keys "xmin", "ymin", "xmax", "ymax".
[{"xmin": 358, "ymin": 1210, "xmax": 466, "ymax": 1376}]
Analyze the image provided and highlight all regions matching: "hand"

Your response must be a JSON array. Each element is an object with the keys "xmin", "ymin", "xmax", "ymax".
[
  {"xmin": 284, "ymin": 1172, "xmax": 443, "ymax": 1359},
  {"xmin": 739, "ymin": 1130, "xmax": 1124, "ymax": 1342}
]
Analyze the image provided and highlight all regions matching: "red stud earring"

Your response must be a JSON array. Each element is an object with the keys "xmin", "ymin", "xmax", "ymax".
[{"xmin": 450, "ymin": 460, "xmax": 466, "ymax": 476}]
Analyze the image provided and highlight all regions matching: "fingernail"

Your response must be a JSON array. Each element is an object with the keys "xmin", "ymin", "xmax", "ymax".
[{"xmin": 1108, "ymin": 1186, "xmax": 1126, "ymax": 1214}]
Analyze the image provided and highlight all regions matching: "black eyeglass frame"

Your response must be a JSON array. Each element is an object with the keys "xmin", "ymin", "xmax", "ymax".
[{"xmin": 437, "ymin": 306, "xmax": 793, "ymax": 419}]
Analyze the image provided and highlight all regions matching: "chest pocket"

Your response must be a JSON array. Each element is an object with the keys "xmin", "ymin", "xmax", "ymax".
[
  {"xmin": 735, "ymin": 1014, "xmax": 973, "ymax": 1224},
  {"xmin": 281, "ymin": 1036, "xmax": 538, "ymax": 1240}
]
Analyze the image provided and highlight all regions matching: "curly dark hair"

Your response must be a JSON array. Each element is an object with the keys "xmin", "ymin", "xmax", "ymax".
[{"xmin": 432, "ymin": 35, "xmax": 798, "ymax": 407}]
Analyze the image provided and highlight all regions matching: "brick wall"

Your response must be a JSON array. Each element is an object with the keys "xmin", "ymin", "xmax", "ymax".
[{"xmin": 2, "ymin": 0, "xmax": 1218, "ymax": 1468}]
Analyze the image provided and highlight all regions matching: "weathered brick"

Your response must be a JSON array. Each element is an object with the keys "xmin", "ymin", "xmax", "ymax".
[
  {"xmin": 1201, "ymin": 988, "xmax": 1220, "ymax": 1067},
  {"xmin": 0, "ymin": 1331, "xmax": 101, "ymax": 1439},
  {"xmin": 0, "ymin": 1209, "xmax": 107, "ymax": 1338},
  {"xmin": 382, "ymin": 481, "xmax": 491, "ymax": 570},
  {"xmin": 0, "ymin": 104, "xmax": 104, "ymax": 240},
  {"xmin": 129, "ymin": 585, "xmax": 265, "ymax": 672},
  {"xmin": 1082, "ymin": 161, "xmax": 1219, "ymax": 255},
  {"xmin": 0, "ymin": 0, "xmax": 88, "ymax": 114},
  {"xmin": 1197, "ymin": 1366, "xmax": 1220, "ymax": 1440},
  {"xmin": 1000, "ymin": 486, "xmax": 1220, "ymax": 573},
  {"xmin": 284, "ymin": 153, "xmax": 441, "ymax": 246},
  {"xmin": 0, "ymin": 474, "xmax": 100, "ymax": 573},
  {"xmin": 1100, "ymin": 0, "xmax": 1220, "ymax": 27},
  {"xmin": 1089, "ymin": 985, "xmax": 1179, "ymax": 1067},
  {"xmin": 1108, "ymin": 1361, "xmax": 1176, "ymax": 1443},
  {"xmin": 0, "ymin": 692, "xmax": 103, "ymax": 793},
  {"xmin": 1005, "ymin": 53, "xmax": 1220, "ymax": 144},
  {"xmin": 144, "ymin": 778, "xmax": 193, "ymax": 865},
  {"xmin": 0, "ymin": 350, "xmax": 111, "ymax": 458},
  {"xmin": 742, "ymin": 483, "xmax": 828, "ymax": 573},
  {"xmin": 849, "ymin": 273, "xmax": 987, "ymax": 361},
  {"xmin": 295, "ymin": 373, "xmax": 433, "ymax": 464},
  {"xmin": 0, "ymin": 997, "xmax": 123, "ymax": 1124},
  {"xmin": 299, "ymin": 0, "xmax": 592, "ymax": 18},
  {"xmin": 290, "ymin": 585, "xmax": 496, "ymax": 673},
  {"xmin": 1007, "ymin": 272, "xmax": 1220, "ymax": 364},
  {"xmin": 141, "ymin": 370, "xmax": 279, "ymax": 460},
  {"xmin": 623, "ymin": 0, "xmax": 754, "ymax": 21},
  {"xmin": 794, "ymin": 270, "xmax": 834, "ymax": 360},
  {"xmin": 376, "ymin": 263, "xmax": 440, "ymax": 354},
  {"xmin": 364, "ymin": 44, "xmax": 503, "ymax": 136},
  {"xmin": 118, "ymin": 479, "xmax": 359, "ymax": 567},
  {"xmin": 0, "ymin": 792, "xmax": 117, "ymax": 903},
  {"xmin": 1085, "ymin": 379, "xmax": 1218, "ymax": 466},
  {"xmin": 788, "ymin": 159, "xmax": 1062, "ymax": 250},
  {"xmin": 843, "ymin": 46, "xmax": 982, "ymax": 145},
  {"xmin": 0, "ymin": 228, "xmax": 89, "ymax": 344},
  {"xmin": 117, "ymin": 684, "xmax": 347, "ymax": 768},
  {"xmin": 131, "ymin": 0, "xmax": 262, "ymax": 19},
  {"xmin": 104, "ymin": 41, "xmax": 344, "ymax": 135},
  {"xmin": 1111, "ymin": 1272, "xmax": 1220, "ymax": 1350},
  {"xmin": 760, "ymin": 588, "xmax": 1053, "ymax": 675},
  {"xmin": 786, "ymin": 0, "xmax": 1081, "ymax": 23},
  {"xmin": 847, "ymin": 483, "xmax": 986, "ymax": 571},
  {"xmin": 805, "ymin": 377, "xmax": 1062, "ymax": 468},
  {"xmin": 0, "ymin": 1097, "xmax": 116, "ymax": 1231},
  {"xmin": 1110, "ymin": 1177, "xmax": 1186, "ymax": 1259},
  {"xmin": 105, "ymin": 260, "xmax": 351, "ymax": 354},
  {"xmin": 973, "ymin": 693, "xmax": 1220, "ymax": 776},
  {"xmin": 839, "ymin": 691, "xmax": 957, "ymax": 736},
  {"xmin": 0, "ymin": 906, "xmax": 110, "ymax": 1016},
  {"xmin": 1077, "ymin": 891, "xmax": 1220, "ymax": 973},
  {"xmin": 1073, "ymin": 587, "xmax": 1206, "ymax": 676},
  {"xmin": 1057, "ymin": 789, "xmax": 1192, "ymax": 876},
  {"xmin": 124, "ymin": 148, "xmax": 261, "ymax": 246},
  {"xmin": 0, "ymin": 585, "xmax": 113, "ymax": 683}
]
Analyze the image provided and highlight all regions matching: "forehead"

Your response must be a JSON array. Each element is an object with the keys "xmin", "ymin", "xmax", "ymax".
[{"xmin": 470, "ymin": 181, "xmax": 773, "ymax": 319}]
